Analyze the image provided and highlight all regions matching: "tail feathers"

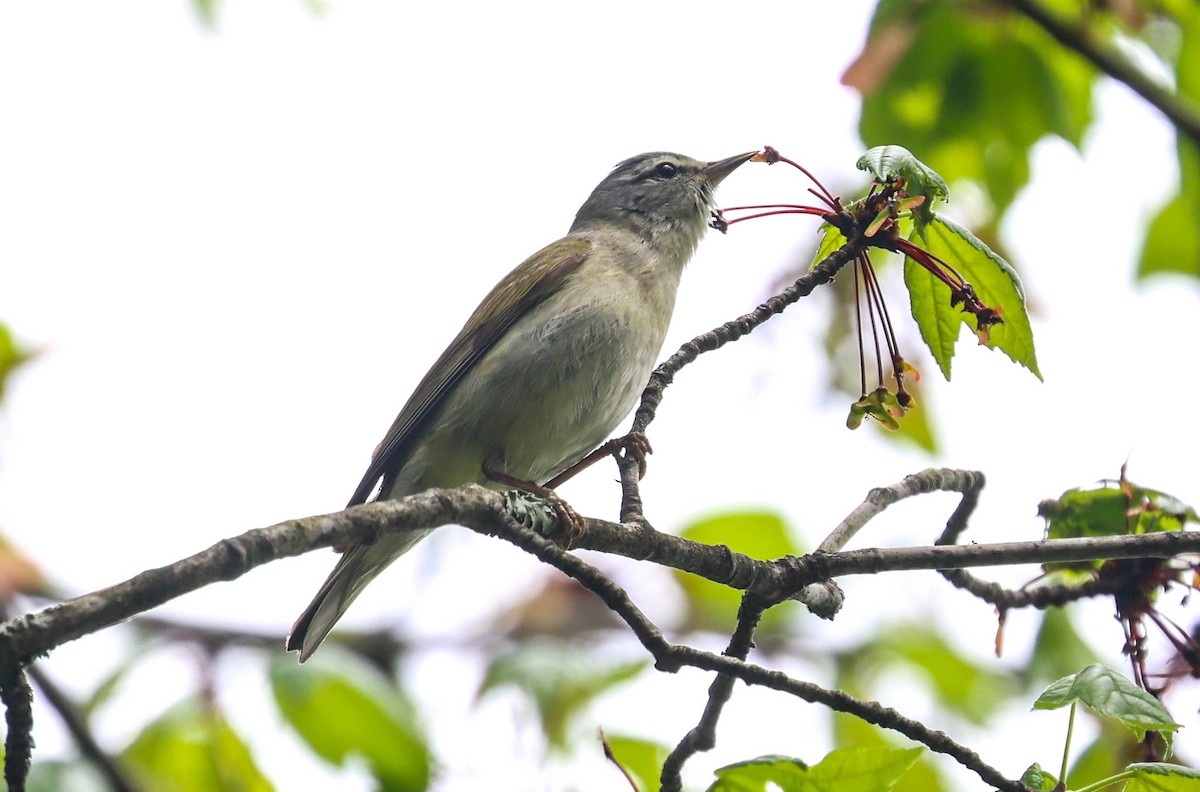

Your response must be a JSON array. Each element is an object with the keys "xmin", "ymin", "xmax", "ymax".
[{"xmin": 287, "ymin": 531, "xmax": 431, "ymax": 662}]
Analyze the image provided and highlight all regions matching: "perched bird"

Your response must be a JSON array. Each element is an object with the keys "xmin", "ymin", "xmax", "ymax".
[{"xmin": 288, "ymin": 150, "xmax": 754, "ymax": 661}]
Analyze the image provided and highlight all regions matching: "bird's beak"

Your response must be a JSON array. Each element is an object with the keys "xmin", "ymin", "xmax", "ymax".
[{"xmin": 703, "ymin": 151, "xmax": 757, "ymax": 186}]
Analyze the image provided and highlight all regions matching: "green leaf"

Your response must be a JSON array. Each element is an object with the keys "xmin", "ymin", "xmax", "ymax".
[
  {"xmin": 870, "ymin": 626, "xmax": 1018, "ymax": 725},
  {"xmin": 1138, "ymin": 190, "xmax": 1200, "ymax": 278},
  {"xmin": 707, "ymin": 747, "xmax": 922, "ymax": 792},
  {"xmin": 271, "ymin": 654, "xmax": 430, "ymax": 792},
  {"xmin": 121, "ymin": 698, "xmax": 273, "ymax": 792},
  {"xmin": 1028, "ymin": 608, "xmax": 1099, "ymax": 683},
  {"xmin": 904, "ymin": 215, "xmax": 1040, "ymax": 380},
  {"xmin": 811, "ymin": 222, "xmax": 850, "ymax": 272},
  {"xmin": 1125, "ymin": 762, "xmax": 1200, "ymax": 792},
  {"xmin": 603, "ymin": 734, "xmax": 670, "ymax": 792},
  {"xmin": 0, "ymin": 323, "xmax": 32, "ymax": 404},
  {"xmin": 832, "ymin": 715, "xmax": 948, "ymax": 792},
  {"xmin": 1033, "ymin": 664, "xmax": 1180, "ymax": 751},
  {"xmin": 477, "ymin": 642, "xmax": 645, "ymax": 750},
  {"xmin": 1037, "ymin": 480, "xmax": 1198, "ymax": 571},
  {"xmin": 1138, "ymin": 7, "xmax": 1200, "ymax": 280},
  {"xmin": 674, "ymin": 512, "xmax": 800, "ymax": 635},
  {"xmin": 1066, "ymin": 727, "xmax": 1137, "ymax": 790},
  {"xmin": 1019, "ymin": 763, "xmax": 1058, "ymax": 792},
  {"xmin": 856, "ymin": 146, "xmax": 948, "ymax": 228}
]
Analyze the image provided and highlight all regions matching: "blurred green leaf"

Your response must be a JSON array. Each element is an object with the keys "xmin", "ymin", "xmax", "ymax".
[
  {"xmin": 0, "ymin": 323, "xmax": 32, "ymax": 404},
  {"xmin": 80, "ymin": 639, "xmax": 158, "ymax": 720},
  {"xmin": 674, "ymin": 512, "xmax": 800, "ymax": 636},
  {"xmin": 27, "ymin": 760, "xmax": 107, "ymax": 792},
  {"xmin": 478, "ymin": 642, "xmax": 645, "ymax": 750},
  {"xmin": 121, "ymin": 698, "xmax": 272, "ymax": 792},
  {"xmin": 853, "ymin": 0, "xmax": 1095, "ymax": 218},
  {"xmin": 1066, "ymin": 726, "xmax": 1137, "ymax": 791},
  {"xmin": 1138, "ymin": 189, "xmax": 1200, "ymax": 278},
  {"xmin": 1034, "ymin": 664, "xmax": 1180, "ymax": 751},
  {"xmin": 603, "ymin": 734, "xmax": 669, "ymax": 792},
  {"xmin": 837, "ymin": 624, "xmax": 1018, "ymax": 726},
  {"xmin": 1138, "ymin": 8, "xmax": 1200, "ymax": 280},
  {"xmin": 271, "ymin": 654, "xmax": 429, "ymax": 792},
  {"xmin": 904, "ymin": 215, "xmax": 1040, "ymax": 381},
  {"xmin": 832, "ymin": 715, "xmax": 947, "ymax": 792},
  {"xmin": 192, "ymin": 0, "xmax": 218, "ymax": 27},
  {"xmin": 707, "ymin": 747, "xmax": 922, "ymax": 792},
  {"xmin": 885, "ymin": 626, "xmax": 1018, "ymax": 725},
  {"xmin": 1028, "ymin": 608, "xmax": 1098, "ymax": 684}
]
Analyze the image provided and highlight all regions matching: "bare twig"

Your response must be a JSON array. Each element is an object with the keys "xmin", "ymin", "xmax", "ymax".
[
  {"xmin": 631, "ymin": 228, "xmax": 865, "ymax": 438},
  {"xmin": 660, "ymin": 594, "xmax": 768, "ymax": 792}
]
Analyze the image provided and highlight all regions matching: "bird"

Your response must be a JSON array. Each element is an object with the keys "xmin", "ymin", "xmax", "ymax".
[{"xmin": 287, "ymin": 150, "xmax": 755, "ymax": 661}]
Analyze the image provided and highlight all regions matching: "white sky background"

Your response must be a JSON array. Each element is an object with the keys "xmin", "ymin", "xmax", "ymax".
[{"xmin": 0, "ymin": 1, "xmax": 1198, "ymax": 790}]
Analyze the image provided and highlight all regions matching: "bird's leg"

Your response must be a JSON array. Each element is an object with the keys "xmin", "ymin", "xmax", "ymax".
[
  {"xmin": 544, "ymin": 432, "xmax": 653, "ymax": 489},
  {"xmin": 485, "ymin": 464, "xmax": 586, "ymax": 546}
]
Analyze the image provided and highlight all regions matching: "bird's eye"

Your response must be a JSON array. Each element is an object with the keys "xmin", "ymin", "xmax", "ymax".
[{"xmin": 654, "ymin": 162, "xmax": 678, "ymax": 179}]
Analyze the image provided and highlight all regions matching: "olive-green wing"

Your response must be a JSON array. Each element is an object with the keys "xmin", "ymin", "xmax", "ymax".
[{"xmin": 346, "ymin": 237, "xmax": 592, "ymax": 506}]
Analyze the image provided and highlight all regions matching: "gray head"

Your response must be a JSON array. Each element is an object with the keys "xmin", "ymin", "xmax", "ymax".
[{"xmin": 570, "ymin": 151, "xmax": 754, "ymax": 259}]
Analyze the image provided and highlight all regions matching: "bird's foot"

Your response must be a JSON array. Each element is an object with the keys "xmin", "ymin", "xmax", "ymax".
[
  {"xmin": 543, "ymin": 431, "xmax": 654, "ymax": 489},
  {"xmin": 503, "ymin": 489, "xmax": 586, "ymax": 547},
  {"xmin": 610, "ymin": 431, "xmax": 653, "ymax": 479}
]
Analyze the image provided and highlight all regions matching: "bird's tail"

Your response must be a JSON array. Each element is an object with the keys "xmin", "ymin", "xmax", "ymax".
[{"xmin": 286, "ymin": 530, "xmax": 432, "ymax": 661}]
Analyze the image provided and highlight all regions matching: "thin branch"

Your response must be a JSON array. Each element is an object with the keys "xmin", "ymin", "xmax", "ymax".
[
  {"xmin": 668, "ymin": 645, "xmax": 1025, "ymax": 791},
  {"xmin": 630, "ymin": 228, "xmax": 866, "ymax": 437},
  {"xmin": 2, "ymin": 669, "xmax": 33, "ymax": 792},
  {"xmin": 5, "ymin": 478, "xmax": 1199, "ymax": 672},
  {"xmin": 489, "ymin": 516, "xmax": 1021, "ymax": 791},
  {"xmin": 660, "ymin": 594, "xmax": 768, "ymax": 792},
  {"xmin": 999, "ymin": 0, "xmax": 1200, "ymax": 147},
  {"xmin": 818, "ymin": 469, "xmax": 985, "ymax": 553}
]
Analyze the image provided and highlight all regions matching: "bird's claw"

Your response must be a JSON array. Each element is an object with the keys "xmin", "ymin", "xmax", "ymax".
[{"xmin": 504, "ymin": 489, "xmax": 586, "ymax": 548}]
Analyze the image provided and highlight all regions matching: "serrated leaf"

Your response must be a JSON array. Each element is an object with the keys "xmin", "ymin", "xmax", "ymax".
[
  {"xmin": 708, "ymin": 747, "xmax": 922, "ymax": 792},
  {"xmin": 1125, "ymin": 762, "xmax": 1200, "ymax": 792},
  {"xmin": 603, "ymin": 734, "xmax": 670, "ymax": 792},
  {"xmin": 675, "ymin": 512, "xmax": 800, "ymax": 635},
  {"xmin": 271, "ymin": 655, "xmax": 429, "ymax": 792},
  {"xmin": 1033, "ymin": 664, "xmax": 1180, "ymax": 751},
  {"xmin": 121, "ymin": 698, "xmax": 273, "ymax": 792},
  {"xmin": 856, "ymin": 145, "xmax": 948, "ymax": 228},
  {"xmin": 478, "ymin": 642, "xmax": 645, "ymax": 750},
  {"xmin": 905, "ymin": 215, "xmax": 1040, "ymax": 380}
]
